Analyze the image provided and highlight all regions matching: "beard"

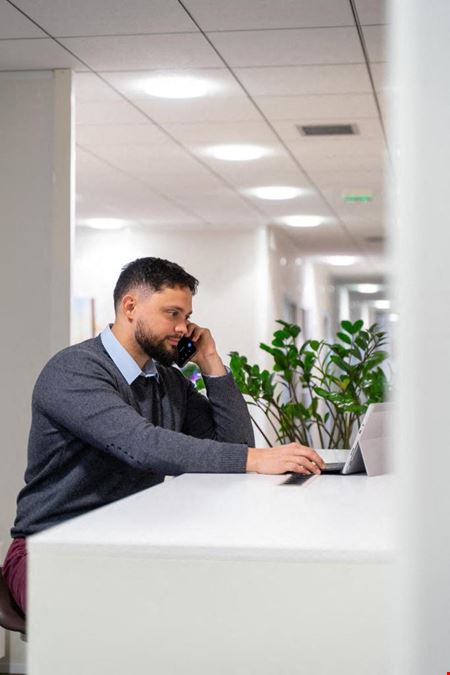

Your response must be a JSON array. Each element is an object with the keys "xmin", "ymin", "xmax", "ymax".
[{"xmin": 135, "ymin": 319, "xmax": 178, "ymax": 367}]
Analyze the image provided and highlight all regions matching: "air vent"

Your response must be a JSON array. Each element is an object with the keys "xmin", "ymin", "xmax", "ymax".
[
  {"xmin": 365, "ymin": 235, "xmax": 385, "ymax": 244},
  {"xmin": 297, "ymin": 123, "xmax": 358, "ymax": 136}
]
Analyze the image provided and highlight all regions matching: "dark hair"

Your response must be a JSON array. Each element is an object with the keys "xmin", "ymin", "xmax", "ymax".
[{"xmin": 113, "ymin": 257, "xmax": 198, "ymax": 309}]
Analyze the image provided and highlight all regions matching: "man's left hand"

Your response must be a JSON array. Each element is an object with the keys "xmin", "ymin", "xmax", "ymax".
[{"xmin": 185, "ymin": 323, "xmax": 226, "ymax": 376}]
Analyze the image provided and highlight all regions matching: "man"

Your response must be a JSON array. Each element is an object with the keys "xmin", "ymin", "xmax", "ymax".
[{"xmin": 3, "ymin": 257, "xmax": 325, "ymax": 614}]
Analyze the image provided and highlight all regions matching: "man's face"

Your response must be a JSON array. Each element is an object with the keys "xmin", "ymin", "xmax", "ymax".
[{"xmin": 133, "ymin": 285, "xmax": 193, "ymax": 366}]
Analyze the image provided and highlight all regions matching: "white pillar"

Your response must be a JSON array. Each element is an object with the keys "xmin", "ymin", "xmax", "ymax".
[
  {"xmin": 392, "ymin": 2, "xmax": 450, "ymax": 673},
  {"xmin": 0, "ymin": 69, "xmax": 73, "ymax": 669}
]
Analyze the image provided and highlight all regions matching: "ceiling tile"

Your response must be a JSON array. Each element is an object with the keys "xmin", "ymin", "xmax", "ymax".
[
  {"xmin": 164, "ymin": 120, "xmax": 276, "ymax": 145},
  {"xmin": 274, "ymin": 223, "xmax": 358, "ymax": 255},
  {"xmin": 77, "ymin": 149, "xmax": 202, "ymax": 225},
  {"xmin": 13, "ymin": 0, "xmax": 197, "ymax": 36},
  {"xmin": 253, "ymin": 189, "xmax": 333, "ymax": 219},
  {"xmin": 0, "ymin": 37, "xmax": 84, "ymax": 70},
  {"xmin": 135, "ymin": 96, "xmax": 260, "ymax": 124},
  {"xmin": 235, "ymin": 64, "xmax": 372, "ymax": 96},
  {"xmin": 0, "ymin": 2, "xmax": 45, "ymax": 38},
  {"xmin": 354, "ymin": 0, "xmax": 389, "ymax": 25},
  {"xmin": 196, "ymin": 152, "xmax": 303, "ymax": 187},
  {"xmin": 362, "ymin": 25, "xmax": 386, "ymax": 62},
  {"xmin": 171, "ymin": 189, "xmax": 264, "ymax": 225},
  {"xmin": 76, "ymin": 100, "xmax": 146, "ymax": 124},
  {"xmin": 255, "ymin": 93, "xmax": 379, "ymax": 120},
  {"xmin": 208, "ymin": 27, "xmax": 363, "ymax": 67},
  {"xmin": 59, "ymin": 33, "xmax": 222, "ymax": 71},
  {"xmin": 285, "ymin": 135, "xmax": 384, "ymax": 157},
  {"xmin": 307, "ymin": 169, "xmax": 384, "ymax": 189},
  {"xmin": 294, "ymin": 152, "xmax": 383, "ymax": 173},
  {"xmin": 75, "ymin": 72, "xmax": 122, "ymax": 102},
  {"xmin": 77, "ymin": 122, "xmax": 170, "ymax": 147},
  {"xmin": 370, "ymin": 62, "xmax": 391, "ymax": 92},
  {"xmin": 183, "ymin": 0, "xmax": 354, "ymax": 31}
]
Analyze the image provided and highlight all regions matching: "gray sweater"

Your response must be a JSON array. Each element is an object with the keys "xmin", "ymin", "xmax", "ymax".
[{"xmin": 12, "ymin": 335, "xmax": 254, "ymax": 537}]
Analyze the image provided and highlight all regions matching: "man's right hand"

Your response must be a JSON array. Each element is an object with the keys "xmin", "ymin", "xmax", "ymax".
[{"xmin": 246, "ymin": 443, "xmax": 326, "ymax": 475}]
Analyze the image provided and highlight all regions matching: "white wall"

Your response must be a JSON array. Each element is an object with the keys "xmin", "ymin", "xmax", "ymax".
[
  {"xmin": 74, "ymin": 225, "xmax": 275, "ymax": 366},
  {"xmin": 0, "ymin": 70, "xmax": 73, "ymax": 673}
]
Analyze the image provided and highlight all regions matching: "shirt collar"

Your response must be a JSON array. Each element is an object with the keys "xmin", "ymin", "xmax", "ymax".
[{"xmin": 100, "ymin": 325, "xmax": 159, "ymax": 385}]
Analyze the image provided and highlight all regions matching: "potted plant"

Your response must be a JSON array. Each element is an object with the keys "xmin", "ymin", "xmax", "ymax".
[{"xmin": 227, "ymin": 319, "xmax": 390, "ymax": 449}]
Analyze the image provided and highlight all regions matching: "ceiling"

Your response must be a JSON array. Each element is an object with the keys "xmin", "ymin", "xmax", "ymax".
[{"xmin": 0, "ymin": 0, "xmax": 389, "ymax": 272}]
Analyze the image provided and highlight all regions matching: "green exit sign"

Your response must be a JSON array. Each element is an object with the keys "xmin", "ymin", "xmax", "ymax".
[{"xmin": 343, "ymin": 193, "xmax": 374, "ymax": 203}]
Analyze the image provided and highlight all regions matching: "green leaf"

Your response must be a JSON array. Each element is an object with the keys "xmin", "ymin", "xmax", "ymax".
[
  {"xmin": 352, "ymin": 319, "xmax": 364, "ymax": 333},
  {"xmin": 330, "ymin": 355, "xmax": 353, "ymax": 373},
  {"xmin": 337, "ymin": 331, "xmax": 352, "ymax": 345},
  {"xmin": 341, "ymin": 320, "xmax": 353, "ymax": 334},
  {"xmin": 349, "ymin": 346, "xmax": 362, "ymax": 360}
]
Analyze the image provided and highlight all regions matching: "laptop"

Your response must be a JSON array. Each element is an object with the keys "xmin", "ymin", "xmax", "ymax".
[{"xmin": 318, "ymin": 401, "xmax": 392, "ymax": 475}]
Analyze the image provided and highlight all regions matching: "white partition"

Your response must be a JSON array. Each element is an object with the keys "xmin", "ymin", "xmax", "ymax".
[
  {"xmin": 391, "ymin": 1, "xmax": 450, "ymax": 673},
  {"xmin": 0, "ymin": 68, "xmax": 73, "ymax": 674},
  {"xmin": 28, "ymin": 474, "xmax": 394, "ymax": 675}
]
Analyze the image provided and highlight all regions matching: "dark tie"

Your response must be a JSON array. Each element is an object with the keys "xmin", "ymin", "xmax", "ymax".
[{"xmin": 131, "ymin": 375, "xmax": 163, "ymax": 426}]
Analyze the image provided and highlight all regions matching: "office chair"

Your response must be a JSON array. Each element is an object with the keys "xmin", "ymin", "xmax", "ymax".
[{"xmin": 0, "ymin": 567, "xmax": 26, "ymax": 640}]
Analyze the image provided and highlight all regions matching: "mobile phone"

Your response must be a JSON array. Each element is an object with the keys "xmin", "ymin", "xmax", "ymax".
[{"xmin": 176, "ymin": 336, "xmax": 197, "ymax": 367}]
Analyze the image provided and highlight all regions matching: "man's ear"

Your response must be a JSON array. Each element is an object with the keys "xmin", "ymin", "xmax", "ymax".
[{"xmin": 121, "ymin": 294, "xmax": 137, "ymax": 321}]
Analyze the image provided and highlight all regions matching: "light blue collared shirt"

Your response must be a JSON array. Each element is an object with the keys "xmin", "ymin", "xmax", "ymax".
[{"xmin": 100, "ymin": 325, "xmax": 159, "ymax": 385}]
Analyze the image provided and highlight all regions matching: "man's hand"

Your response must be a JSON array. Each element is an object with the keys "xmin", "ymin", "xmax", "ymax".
[
  {"xmin": 246, "ymin": 443, "xmax": 326, "ymax": 475},
  {"xmin": 185, "ymin": 322, "xmax": 226, "ymax": 376}
]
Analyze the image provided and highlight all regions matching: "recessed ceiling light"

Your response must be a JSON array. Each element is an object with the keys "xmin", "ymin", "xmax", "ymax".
[
  {"xmin": 81, "ymin": 218, "xmax": 129, "ymax": 230},
  {"xmin": 248, "ymin": 186, "xmax": 305, "ymax": 200},
  {"xmin": 321, "ymin": 256, "xmax": 358, "ymax": 266},
  {"xmin": 205, "ymin": 144, "xmax": 268, "ymax": 161},
  {"xmin": 140, "ymin": 75, "xmax": 218, "ymax": 99},
  {"xmin": 277, "ymin": 215, "xmax": 325, "ymax": 228},
  {"xmin": 354, "ymin": 284, "xmax": 382, "ymax": 294},
  {"xmin": 373, "ymin": 299, "xmax": 391, "ymax": 309}
]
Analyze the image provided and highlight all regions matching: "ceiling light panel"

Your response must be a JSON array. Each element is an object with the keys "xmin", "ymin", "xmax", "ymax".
[
  {"xmin": 139, "ymin": 75, "xmax": 218, "ymax": 99},
  {"xmin": 321, "ymin": 256, "xmax": 358, "ymax": 266},
  {"xmin": 80, "ymin": 217, "xmax": 130, "ymax": 230},
  {"xmin": 354, "ymin": 284, "xmax": 382, "ymax": 294},
  {"xmin": 103, "ymin": 69, "xmax": 244, "ymax": 101},
  {"xmin": 247, "ymin": 186, "xmax": 306, "ymax": 200},
  {"xmin": 204, "ymin": 144, "xmax": 270, "ymax": 161},
  {"xmin": 277, "ymin": 215, "xmax": 326, "ymax": 228}
]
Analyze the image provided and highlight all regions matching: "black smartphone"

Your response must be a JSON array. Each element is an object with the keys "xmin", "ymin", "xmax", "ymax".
[{"xmin": 176, "ymin": 336, "xmax": 197, "ymax": 367}]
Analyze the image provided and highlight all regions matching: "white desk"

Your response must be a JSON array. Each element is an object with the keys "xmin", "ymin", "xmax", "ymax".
[{"xmin": 28, "ymin": 473, "xmax": 395, "ymax": 675}]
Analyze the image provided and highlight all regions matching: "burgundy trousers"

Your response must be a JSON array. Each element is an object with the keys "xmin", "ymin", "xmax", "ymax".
[{"xmin": 2, "ymin": 537, "xmax": 27, "ymax": 614}]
